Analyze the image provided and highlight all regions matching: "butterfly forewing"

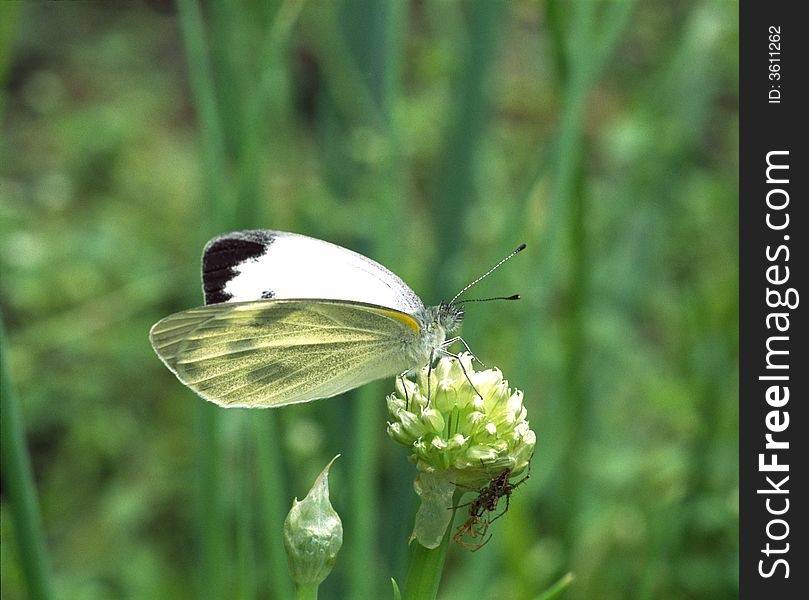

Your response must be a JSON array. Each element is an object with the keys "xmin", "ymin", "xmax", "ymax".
[
  {"xmin": 202, "ymin": 230, "xmax": 424, "ymax": 314},
  {"xmin": 150, "ymin": 299, "xmax": 418, "ymax": 408}
]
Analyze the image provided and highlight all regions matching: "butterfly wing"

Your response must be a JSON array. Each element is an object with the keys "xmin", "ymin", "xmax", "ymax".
[
  {"xmin": 149, "ymin": 299, "xmax": 422, "ymax": 408},
  {"xmin": 201, "ymin": 230, "xmax": 425, "ymax": 314}
]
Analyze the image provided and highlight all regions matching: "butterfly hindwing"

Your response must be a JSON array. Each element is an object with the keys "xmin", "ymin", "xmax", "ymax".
[{"xmin": 150, "ymin": 299, "xmax": 420, "ymax": 408}]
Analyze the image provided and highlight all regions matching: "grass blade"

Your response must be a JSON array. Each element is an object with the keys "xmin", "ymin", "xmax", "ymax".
[{"xmin": 1, "ymin": 319, "xmax": 56, "ymax": 600}]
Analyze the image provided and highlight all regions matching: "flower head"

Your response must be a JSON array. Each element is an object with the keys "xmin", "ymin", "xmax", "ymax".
[
  {"xmin": 386, "ymin": 354, "xmax": 536, "ymax": 547},
  {"xmin": 388, "ymin": 353, "xmax": 535, "ymax": 486}
]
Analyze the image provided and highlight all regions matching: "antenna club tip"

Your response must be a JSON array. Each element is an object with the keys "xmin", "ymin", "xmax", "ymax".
[{"xmin": 449, "ymin": 244, "xmax": 526, "ymax": 304}]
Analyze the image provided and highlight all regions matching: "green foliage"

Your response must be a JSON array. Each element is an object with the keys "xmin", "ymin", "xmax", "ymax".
[{"xmin": 1, "ymin": 1, "xmax": 738, "ymax": 599}]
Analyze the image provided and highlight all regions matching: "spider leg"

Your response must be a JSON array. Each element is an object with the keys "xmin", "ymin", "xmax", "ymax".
[
  {"xmin": 449, "ymin": 497, "xmax": 477, "ymax": 510},
  {"xmin": 469, "ymin": 533, "xmax": 493, "ymax": 552},
  {"xmin": 489, "ymin": 493, "xmax": 511, "ymax": 524},
  {"xmin": 452, "ymin": 480, "xmax": 482, "ymax": 492},
  {"xmin": 469, "ymin": 513, "xmax": 493, "ymax": 552}
]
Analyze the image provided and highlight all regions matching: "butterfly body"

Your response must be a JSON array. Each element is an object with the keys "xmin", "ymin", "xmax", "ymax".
[{"xmin": 151, "ymin": 230, "xmax": 463, "ymax": 408}]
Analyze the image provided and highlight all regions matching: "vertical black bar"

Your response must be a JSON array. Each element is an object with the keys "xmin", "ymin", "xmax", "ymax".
[{"xmin": 740, "ymin": 1, "xmax": 807, "ymax": 597}]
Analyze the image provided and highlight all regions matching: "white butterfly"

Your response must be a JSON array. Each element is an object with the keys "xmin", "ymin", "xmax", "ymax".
[{"xmin": 150, "ymin": 230, "xmax": 523, "ymax": 408}]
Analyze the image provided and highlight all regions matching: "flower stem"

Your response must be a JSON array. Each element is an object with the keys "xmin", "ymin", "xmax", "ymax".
[
  {"xmin": 402, "ymin": 504, "xmax": 458, "ymax": 600},
  {"xmin": 294, "ymin": 583, "xmax": 318, "ymax": 600}
]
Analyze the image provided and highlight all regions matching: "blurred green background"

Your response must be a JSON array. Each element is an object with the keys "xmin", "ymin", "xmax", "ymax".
[{"xmin": 1, "ymin": 1, "xmax": 738, "ymax": 599}]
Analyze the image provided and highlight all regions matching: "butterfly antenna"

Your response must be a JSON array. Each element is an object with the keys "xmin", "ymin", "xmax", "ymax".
[
  {"xmin": 449, "ymin": 244, "xmax": 526, "ymax": 305},
  {"xmin": 456, "ymin": 294, "xmax": 521, "ymax": 305}
]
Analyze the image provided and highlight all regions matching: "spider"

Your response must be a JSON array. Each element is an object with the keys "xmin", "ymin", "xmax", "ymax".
[
  {"xmin": 453, "ymin": 511, "xmax": 493, "ymax": 552},
  {"xmin": 452, "ymin": 461, "xmax": 532, "ymax": 551}
]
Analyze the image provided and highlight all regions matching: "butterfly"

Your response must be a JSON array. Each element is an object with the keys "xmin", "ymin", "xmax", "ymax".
[{"xmin": 150, "ymin": 230, "xmax": 523, "ymax": 408}]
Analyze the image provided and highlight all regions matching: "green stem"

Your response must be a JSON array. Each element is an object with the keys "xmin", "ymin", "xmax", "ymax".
[
  {"xmin": 236, "ymin": 419, "xmax": 256, "ymax": 600},
  {"xmin": 237, "ymin": 0, "xmax": 305, "ymax": 219},
  {"xmin": 295, "ymin": 583, "xmax": 319, "ymax": 600},
  {"xmin": 176, "ymin": 0, "xmax": 231, "ymax": 226},
  {"xmin": 433, "ymin": 0, "xmax": 503, "ymax": 293},
  {"xmin": 0, "ymin": 0, "xmax": 21, "ymax": 119},
  {"xmin": 348, "ymin": 384, "xmax": 381, "ymax": 600},
  {"xmin": 534, "ymin": 572, "xmax": 575, "ymax": 600},
  {"xmin": 402, "ymin": 505, "xmax": 457, "ymax": 600},
  {"xmin": 176, "ymin": 2, "xmax": 232, "ymax": 595},
  {"xmin": 255, "ymin": 414, "xmax": 293, "ymax": 600},
  {"xmin": 194, "ymin": 404, "xmax": 226, "ymax": 599},
  {"xmin": 0, "ymin": 319, "xmax": 55, "ymax": 600}
]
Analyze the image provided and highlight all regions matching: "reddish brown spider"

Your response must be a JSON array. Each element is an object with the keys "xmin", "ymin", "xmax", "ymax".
[
  {"xmin": 452, "ymin": 462, "xmax": 532, "ymax": 551},
  {"xmin": 453, "ymin": 511, "xmax": 493, "ymax": 552}
]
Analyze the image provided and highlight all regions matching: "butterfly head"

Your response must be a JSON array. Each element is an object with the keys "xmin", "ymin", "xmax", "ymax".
[{"xmin": 438, "ymin": 302, "xmax": 464, "ymax": 333}]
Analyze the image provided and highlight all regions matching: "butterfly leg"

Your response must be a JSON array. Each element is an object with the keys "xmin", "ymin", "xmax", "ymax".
[
  {"xmin": 441, "ymin": 336, "xmax": 486, "ymax": 367},
  {"xmin": 426, "ymin": 349, "xmax": 434, "ymax": 405},
  {"xmin": 437, "ymin": 349, "xmax": 482, "ymax": 398},
  {"xmin": 398, "ymin": 373, "xmax": 411, "ymax": 411}
]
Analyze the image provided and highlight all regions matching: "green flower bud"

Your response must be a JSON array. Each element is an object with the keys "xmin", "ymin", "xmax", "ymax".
[
  {"xmin": 386, "ymin": 354, "xmax": 536, "ymax": 547},
  {"xmin": 283, "ymin": 455, "xmax": 343, "ymax": 587}
]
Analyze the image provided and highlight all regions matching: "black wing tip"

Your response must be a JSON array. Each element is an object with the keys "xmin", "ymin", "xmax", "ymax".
[
  {"xmin": 202, "ymin": 230, "xmax": 278, "ymax": 254},
  {"xmin": 201, "ymin": 231, "xmax": 278, "ymax": 305}
]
